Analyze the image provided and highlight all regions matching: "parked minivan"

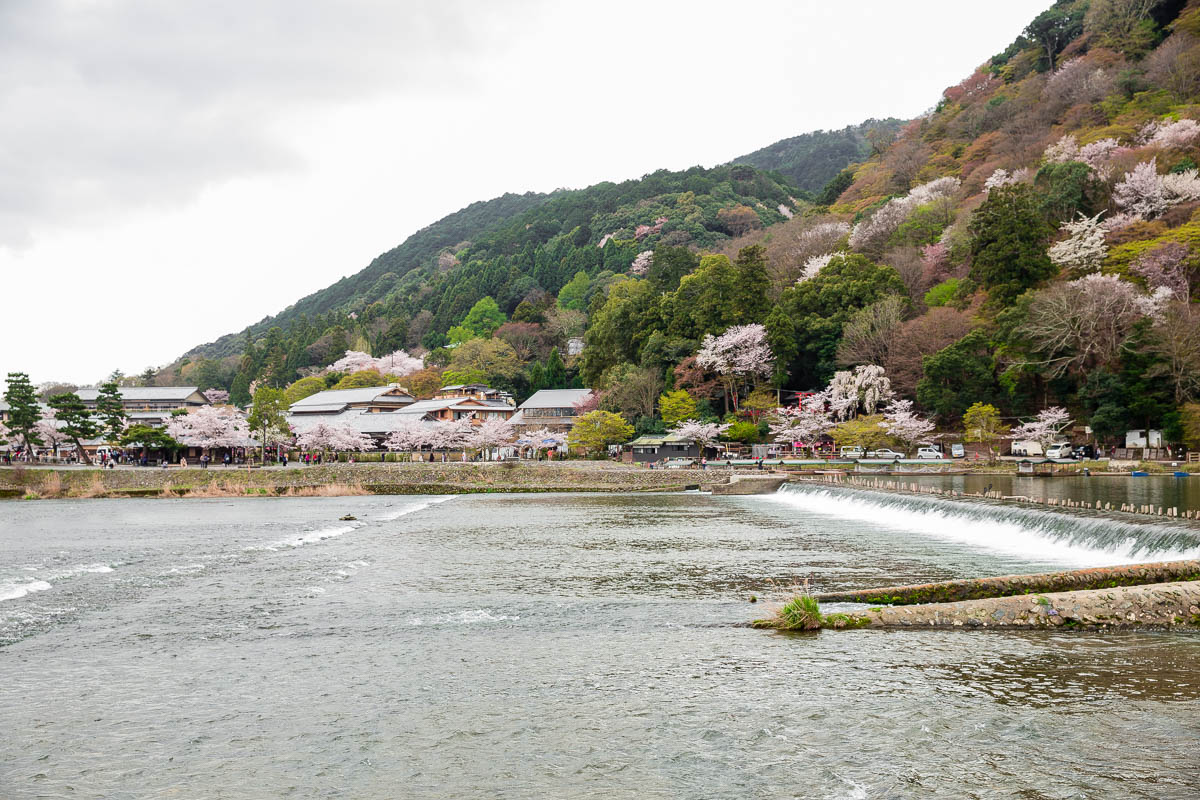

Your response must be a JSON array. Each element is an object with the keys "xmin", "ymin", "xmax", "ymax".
[
  {"xmin": 1045, "ymin": 442, "xmax": 1073, "ymax": 459},
  {"xmin": 916, "ymin": 446, "xmax": 943, "ymax": 459},
  {"xmin": 949, "ymin": 443, "xmax": 965, "ymax": 458},
  {"xmin": 839, "ymin": 446, "xmax": 865, "ymax": 459}
]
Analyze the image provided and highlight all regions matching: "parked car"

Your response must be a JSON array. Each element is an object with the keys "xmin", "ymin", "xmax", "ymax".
[
  {"xmin": 1045, "ymin": 442, "xmax": 1074, "ymax": 459},
  {"xmin": 1072, "ymin": 444, "xmax": 1096, "ymax": 460},
  {"xmin": 865, "ymin": 448, "xmax": 904, "ymax": 459},
  {"xmin": 839, "ymin": 446, "xmax": 865, "ymax": 459},
  {"xmin": 915, "ymin": 446, "xmax": 943, "ymax": 459},
  {"xmin": 950, "ymin": 443, "xmax": 966, "ymax": 458}
]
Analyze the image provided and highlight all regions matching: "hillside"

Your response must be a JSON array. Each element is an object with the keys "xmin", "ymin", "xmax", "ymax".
[
  {"xmin": 167, "ymin": 0, "xmax": 1200, "ymax": 453},
  {"xmin": 730, "ymin": 118, "xmax": 905, "ymax": 195}
]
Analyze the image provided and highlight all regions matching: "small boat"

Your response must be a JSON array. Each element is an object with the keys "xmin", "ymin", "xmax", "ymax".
[
  {"xmin": 1131, "ymin": 470, "xmax": 1149, "ymax": 477},
  {"xmin": 1174, "ymin": 471, "xmax": 1190, "ymax": 478}
]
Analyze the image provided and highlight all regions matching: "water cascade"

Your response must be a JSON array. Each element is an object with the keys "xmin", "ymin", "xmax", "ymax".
[{"xmin": 769, "ymin": 482, "xmax": 1200, "ymax": 566}]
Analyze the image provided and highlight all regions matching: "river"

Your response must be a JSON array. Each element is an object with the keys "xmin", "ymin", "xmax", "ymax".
[{"xmin": 2, "ymin": 491, "xmax": 1198, "ymax": 799}]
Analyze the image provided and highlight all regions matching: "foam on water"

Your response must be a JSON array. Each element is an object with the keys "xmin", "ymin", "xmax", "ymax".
[
  {"xmin": 377, "ymin": 495, "xmax": 455, "ymax": 521},
  {"xmin": 0, "ymin": 580, "xmax": 53, "ymax": 602},
  {"xmin": 764, "ymin": 484, "xmax": 1200, "ymax": 567},
  {"xmin": 264, "ymin": 524, "xmax": 360, "ymax": 550},
  {"xmin": 407, "ymin": 608, "xmax": 518, "ymax": 626}
]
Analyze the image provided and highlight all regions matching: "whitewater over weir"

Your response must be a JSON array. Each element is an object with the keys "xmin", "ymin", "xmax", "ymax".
[{"xmin": 761, "ymin": 482, "xmax": 1200, "ymax": 568}]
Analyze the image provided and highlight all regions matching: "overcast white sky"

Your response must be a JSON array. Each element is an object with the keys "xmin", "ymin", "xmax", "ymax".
[{"xmin": 0, "ymin": 0, "xmax": 1052, "ymax": 387}]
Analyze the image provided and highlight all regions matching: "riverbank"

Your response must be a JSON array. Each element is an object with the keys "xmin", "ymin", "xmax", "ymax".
[{"xmin": 0, "ymin": 462, "xmax": 734, "ymax": 498}]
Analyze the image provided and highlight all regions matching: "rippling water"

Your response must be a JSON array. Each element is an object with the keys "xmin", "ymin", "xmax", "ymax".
[{"xmin": 1, "ymin": 492, "xmax": 1198, "ymax": 799}]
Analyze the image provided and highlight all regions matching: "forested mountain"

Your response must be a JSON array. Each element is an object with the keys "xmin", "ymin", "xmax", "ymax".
[
  {"xmin": 730, "ymin": 118, "xmax": 905, "ymax": 195},
  {"xmin": 165, "ymin": 0, "xmax": 1200, "ymax": 451}
]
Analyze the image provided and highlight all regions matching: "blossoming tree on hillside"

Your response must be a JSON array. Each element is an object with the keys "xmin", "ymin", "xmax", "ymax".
[
  {"xmin": 1014, "ymin": 407, "xmax": 1072, "ymax": 451},
  {"xmin": 670, "ymin": 420, "xmax": 730, "ymax": 453},
  {"xmin": 695, "ymin": 323, "xmax": 774, "ymax": 413},
  {"xmin": 879, "ymin": 399, "xmax": 935, "ymax": 452}
]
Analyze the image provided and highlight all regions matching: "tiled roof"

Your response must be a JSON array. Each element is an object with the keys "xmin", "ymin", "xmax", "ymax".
[
  {"xmin": 518, "ymin": 389, "xmax": 594, "ymax": 410},
  {"xmin": 289, "ymin": 385, "xmax": 414, "ymax": 409},
  {"xmin": 76, "ymin": 386, "xmax": 205, "ymax": 402}
]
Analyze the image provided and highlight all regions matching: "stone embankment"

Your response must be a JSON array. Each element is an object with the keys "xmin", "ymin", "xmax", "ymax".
[
  {"xmin": 851, "ymin": 580, "xmax": 1200, "ymax": 630},
  {"xmin": 0, "ymin": 462, "xmax": 737, "ymax": 498},
  {"xmin": 817, "ymin": 559, "xmax": 1200, "ymax": 605}
]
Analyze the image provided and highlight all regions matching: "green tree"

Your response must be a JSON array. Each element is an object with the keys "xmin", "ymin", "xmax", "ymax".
[
  {"xmin": 247, "ymin": 386, "xmax": 290, "ymax": 465},
  {"xmin": 230, "ymin": 372, "xmax": 252, "ymax": 407},
  {"xmin": 568, "ymin": 410, "xmax": 634, "ymax": 455},
  {"xmin": 968, "ymin": 184, "xmax": 1056, "ymax": 305},
  {"xmin": 579, "ymin": 277, "xmax": 660, "ymax": 386},
  {"xmin": 3, "ymin": 372, "xmax": 42, "ymax": 456},
  {"xmin": 283, "ymin": 376, "xmax": 328, "ymax": 406},
  {"xmin": 460, "ymin": 296, "xmax": 506, "ymax": 338},
  {"xmin": 916, "ymin": 330, "xmax": 1003, "ymax": 422},
  {"xmin": 118, "ymin": 424, "xmax": 180, "ymax": 456},
  {"xmin": 557, "ymin": 271, "xmax": 591, "ymax": 311},
  {"xmin": 732, "ymin": 245, "xmax": 771, "ymax": 322},
  {"xmin": 658, "ymin": 390, "xmax": 698, "ymax": 425},
  {"xmin": 648, "ymin": 245, "xmax": 699, "ymax": 293},
  {"xmin": 541, "ymin": 348, "xmax": 567, "ymax": 389},
  {"xmin": 665, "ymin": 254, "xmax": 743, "ymax": 340},
  {"xmin": 830, "ymin": 414, "xmax": 892, "ymax": 450},
  {"xmin": 48, "ymin": 392, "xmax": 100, "ymax": 465},
  {"xmin": 95, "ymin": 380, "xmax": 128, "ymax": 443},
  {"xmin": 1034, "ymin": 161, "xmax": 1102, "ymax": 222},
  {"xmin": 962, "ymin": 402, "xmax": 1009, "ymax": 461},
  {"xmin": 723, "ymin": 420, "xmax": 761, "ymax": 444},
  {"xmin": 447, "ymin": 338, "xmax": 521, "ymax": 383},
  {"xmin": 776, "ymin": 253, "xmax": 906, "ymax": 386},
  {"xmin": 332, "ymin": 370, "xmax": 390, "ymax": 390},
  {"xmin": 447, "ymin": 325, "xmax": 479, "ymax": 345}
]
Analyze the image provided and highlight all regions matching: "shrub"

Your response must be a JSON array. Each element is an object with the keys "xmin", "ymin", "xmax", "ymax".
[{"xmin": 924, "ymin": 278, "xmax": 960, "ymax": 307}]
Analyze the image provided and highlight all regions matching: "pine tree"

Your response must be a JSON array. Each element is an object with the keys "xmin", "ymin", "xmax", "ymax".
[
  {"xmin": 95, "ymin": 381, "xmax": 128, "ymax": 443},
  {"xmin": 543, "ymin": 348, "xmax": 567, "ymax": 389},
  {"xmin": 48, "ymin": 392, "xmax": 99, "ymax": 465},
  {"xmin": 3, "ymin": 372, "xmax": 43, "ymax": 457}
]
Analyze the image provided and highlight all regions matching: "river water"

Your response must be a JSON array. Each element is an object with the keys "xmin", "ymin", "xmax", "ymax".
[
  {"xmin": 904, "ymin": 473, "xmax": 1200, "ymax": 513},
  {"xmin": 1, "ymin": 491, "xmax": 1198, "ymax": 799}
]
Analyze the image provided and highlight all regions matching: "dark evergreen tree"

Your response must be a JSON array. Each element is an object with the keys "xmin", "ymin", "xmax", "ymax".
[
  {"xmin": 3, "ymin": 372, "xmax": 42, "ymax": 456},
  {"xmin": 48, "ymin": 392, "xmax": 99, "ymax": 465},
  {"xmin": 95, "ymin": 380, "xmax": 128, "ymax": 443}
]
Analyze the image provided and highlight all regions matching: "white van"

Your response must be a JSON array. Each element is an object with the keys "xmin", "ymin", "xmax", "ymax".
[
  {"xmin": 839, "ymin": 446, "xmax": 865, "ymax": 459},
  {"xmin": 1011, "ymin": 440, "xmax": 1043, "ymax": 457},
  {"xmin": 1045, "ymin": 442, "xmax": 1073, "ymax": 459},
  {"xmin": 915, "ymin": 446, "xmax": 942, "ymax": 460}
]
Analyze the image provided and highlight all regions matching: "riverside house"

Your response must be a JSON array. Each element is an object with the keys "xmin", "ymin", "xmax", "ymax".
[
  {"xmin": 75, "ymin": 386, "xmax": 210, "ymax": 428},
  {"xmin": 625, "ymin": 433, "xmax": 704, "ymax": 464},
  {"xmin": 510, "ymin": 388, "xmax": 595, "ymax": 431}
]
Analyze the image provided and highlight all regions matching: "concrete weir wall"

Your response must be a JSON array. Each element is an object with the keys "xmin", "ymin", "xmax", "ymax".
[
  {"xmin": 854, "ymin": 580, "xmax": 1200, "ymax": 630},
  {"xmin": 817, "ymin": 560, "xmax": 1200, "ymax": 605}
]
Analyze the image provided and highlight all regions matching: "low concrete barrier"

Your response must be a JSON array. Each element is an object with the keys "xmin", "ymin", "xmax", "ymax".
[
  {"xmin": 852, "ymin": 580, "xmax": 1200, "ymax": 630},
  {"xmin": 816, "ymin": 559, "xmax": 1200, "ymax": 605}
]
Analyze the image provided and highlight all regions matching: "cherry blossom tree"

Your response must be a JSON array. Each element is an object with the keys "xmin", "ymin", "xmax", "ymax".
[
  {"xmin": 328, "ymin": 349, "xmax": 423, "ymax": 377},
  {"xmin": 383, "ymin": 418, "xmax": 433, "ymax": 452},
  {"xmin": 983, "ymin": 167, "xmax": 1030, "ymax": 191},
  {"xmin": 768, "ymin": 395, "xmax": 832, "ymax": 452},
  {"xmin": 849, "ymin": 177, "xmax": 959, "ymax": 254},
  {"xmin": 1043, "ymin": 134, "xmax": 1079, "ymax": 164},
  {"xmin": 1139, "ymin": 118, "xmax": 1200, "ymax": 149},
  {"xmin": 879, "ymin": 399, "xmax": 935, "ymax": 451},
  {"xmin": 791, "ymin": 221, "xmax": 850, "ymax": 264},
  {"xmin": 34, "ymin": 410, "xmax": 71, "ymax": 456},
  {"xmin": 695, "ymin": 323, "xmax": 774, "ymax": 413},
  {"xmin": 629, "ymin": 250, "xmax": 653, "ymax": 276},
  {"xmin": 164, "ymin": 406, "xmax": 253, "ymax": 456},
  {"xmin": 670, "ymin": 420, "xmax": 731, "ymax": 452},
  {"xmin": 1014, "ymin": 407, "xmax": 1072, "ymax": 450},
  {"xmin": 1131, "ymin": 242, "xmax": 1192, "ymax": 297},
  {"xmin": 429, "ymin": 417, "xmax": 476, "ymax": 454},
  {"xmin": 1048, "ymin": 212, "xmax": 1108, "ymax": 274},
  {"xmin": 826, "ymin": 364, "xmax": 894, "ymax": 420},
  {"xmin": 1114, "ymin": 160, "xmax": 1168, "ymax": 218},
  {"xmin": 296, "ymin": 422, "xmax": 373, "ymax": 453},
  {"xmin": 796, "ymin": 253, "xmax": 833, "ymax": 283},
  {"xmin": 202, "ymin": 389, "xmax": 230, "ymax": 405},
  {"xmin": 1021, "ymin": 273, "xmax": 1170, "ymax": 377},
  {"xmin": 517, "ymin": 427, "xmax": 567, "ymax": 458},
  {"xmin": 471, "ymin": 418, "xmax": 516, "ymax": 457}
]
